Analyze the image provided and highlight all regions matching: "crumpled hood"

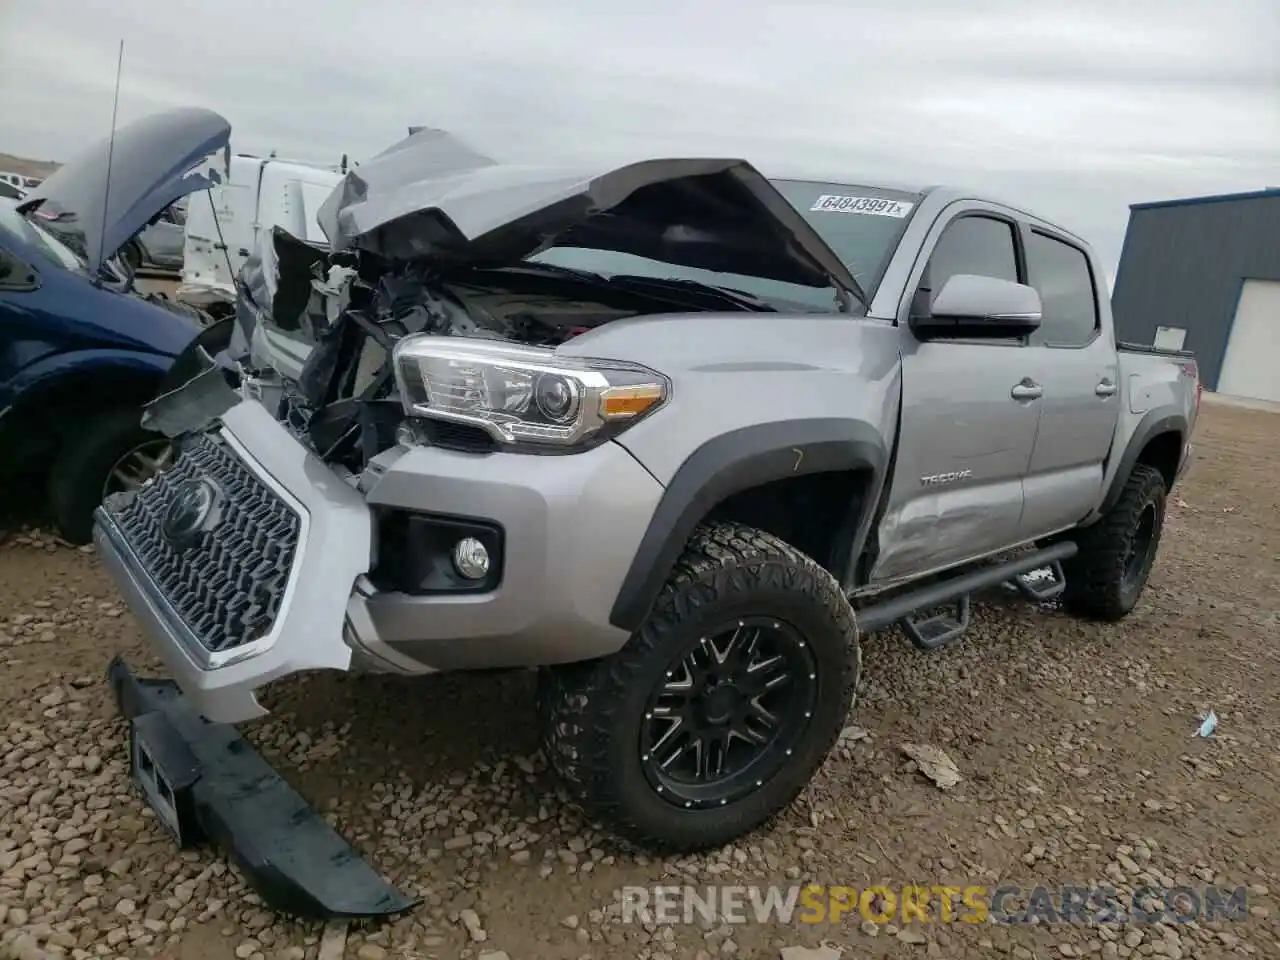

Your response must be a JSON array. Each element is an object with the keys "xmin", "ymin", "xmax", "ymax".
[
  {"xmin": 22, "ymin": 106, "xmax": 230, "ymax": 274},
  {"xmin": 316, "ymin": 128, "xmax": 865, "ymax": 302}
]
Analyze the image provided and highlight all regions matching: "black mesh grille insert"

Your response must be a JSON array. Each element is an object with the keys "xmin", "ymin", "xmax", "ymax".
[{"xmin": 104, "ymin": 431, "xmax": 301, "ymax": 653}]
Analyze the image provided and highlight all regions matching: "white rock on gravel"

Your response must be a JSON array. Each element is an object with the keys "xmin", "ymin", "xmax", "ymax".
[
  {"xmin": 780, "ymin": 946, "xmax": 842, "ymax": 960},
  {"xmin": 899, "ymin": 742, "xmax": 962, "ymax": 790},
  {"xmin": 459, "ymin": 908, "xmax": 487, "ymax": 942},
  {"xmin": 316, "ymin": 922, "xmax": 348, "ymax": 960}
]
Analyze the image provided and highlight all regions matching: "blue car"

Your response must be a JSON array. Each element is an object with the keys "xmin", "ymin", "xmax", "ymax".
[{"xmin": 0, "ymin": 107, "xmax": 234, "ymax": 543}]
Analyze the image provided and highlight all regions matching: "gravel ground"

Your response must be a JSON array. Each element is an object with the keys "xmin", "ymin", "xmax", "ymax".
[{"xmin": 1, "ymin": 399, "xmax": 1277, "ymax": 960}]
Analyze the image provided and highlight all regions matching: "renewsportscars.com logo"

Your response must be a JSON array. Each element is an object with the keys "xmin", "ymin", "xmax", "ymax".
[{"xmin": 619, "ymin": 884, "xmax": 1250, "ymax": 926}]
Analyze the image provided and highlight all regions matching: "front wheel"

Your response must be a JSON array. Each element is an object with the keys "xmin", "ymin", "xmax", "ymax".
[
  {"xmin": 47, "ymin": 407, "xmax": 174, "ymax": 544},
  {"xmin": 121, "ymin": 241, "xmax": 144, "ymax": 271},
  {"xmin": 540, "ymin": 521, "xmax": 860, "ymax": 851},
  {"xmin": 1063, "ymin": 463, "xmax": 1168, "ymax": 621}
]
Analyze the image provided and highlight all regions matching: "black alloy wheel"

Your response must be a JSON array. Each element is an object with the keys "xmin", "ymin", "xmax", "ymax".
[{"xmin": 640, "ymin": 617, "xmax": 818, "ymax": 809}]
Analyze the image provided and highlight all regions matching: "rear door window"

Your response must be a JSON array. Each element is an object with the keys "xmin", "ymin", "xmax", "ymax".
[{"xmin": 1024, "ymin": 231, "xmax": 1099, "ymax": 346}]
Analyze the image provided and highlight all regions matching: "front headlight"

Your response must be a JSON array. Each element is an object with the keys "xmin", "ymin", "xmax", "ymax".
[{"xmin": 392, "ymin": 337, "xmax": 669, "ymax": 450}]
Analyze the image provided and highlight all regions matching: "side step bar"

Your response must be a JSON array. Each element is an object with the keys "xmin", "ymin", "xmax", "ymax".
[
  {"xmin": 107, "ymin": 656, "xmax": 418, "ymax": 920},
  {"xmin": 857, "ymin": 542, "xmax": 1079, "ymax": 641}
]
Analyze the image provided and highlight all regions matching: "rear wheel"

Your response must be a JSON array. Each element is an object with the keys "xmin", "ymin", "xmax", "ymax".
[
  {"xmin": 1063, "ymin": 463, "xmax": 1167, "ymax": 621},
  {"xmin": 540, "ymin": 521, "xmax": 860, "ymax": 851}
]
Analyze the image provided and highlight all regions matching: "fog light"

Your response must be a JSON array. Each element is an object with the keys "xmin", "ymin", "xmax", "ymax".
[{"xmin": 452, "ymin": 537, "xmax": 491, "ymax": 580}]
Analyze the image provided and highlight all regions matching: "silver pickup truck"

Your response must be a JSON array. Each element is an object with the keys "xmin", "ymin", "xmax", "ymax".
[{"xmin": 94, "ymin": 126, "xmax": 1200, "ymax": 853}]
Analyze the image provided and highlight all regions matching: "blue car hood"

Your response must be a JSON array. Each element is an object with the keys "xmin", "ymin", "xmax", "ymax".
[{"xmin": 21, "ymin": 107, "xmax": 230, "ymax": 275}]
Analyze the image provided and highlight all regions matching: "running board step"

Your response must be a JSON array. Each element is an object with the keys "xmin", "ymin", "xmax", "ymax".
[
  {"xmin": 857, "ymin": 541, "xmax": 1079, "ymax": 639},
  {"xmin": 107, "ymin": 656, "xmax": 418, "ymax": 920},
  {"xmin": 901, "ymin": 595, "xmax": 971, "ymax": 650},
  {"xmin": 1008, "ymin": 560, "xmax": 1067, "ymax": 601}
]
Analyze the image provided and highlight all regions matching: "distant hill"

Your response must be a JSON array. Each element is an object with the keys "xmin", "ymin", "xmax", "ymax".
[{"xmin": 0, "ymin": 153, "xmax": 60, "ymax": 178}]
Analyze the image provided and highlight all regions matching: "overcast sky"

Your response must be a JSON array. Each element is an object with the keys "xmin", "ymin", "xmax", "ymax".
[{"xmin": 3, "ymin": 0, "xmax": 1277, "ymax": 275}]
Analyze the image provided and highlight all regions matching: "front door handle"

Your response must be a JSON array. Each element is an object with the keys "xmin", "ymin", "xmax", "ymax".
[
  {"xmin": 1095, "ymin": 379, "xmax": 1118, "ymax": 397},
  {"xmin": 1011, "ymin": 378, "xmax": 1043, "ymax": 401}
]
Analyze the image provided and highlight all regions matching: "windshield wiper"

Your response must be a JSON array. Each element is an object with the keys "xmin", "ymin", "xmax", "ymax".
[
  {"xmin": 515, "ymin": 262, "xmax": 780, "ymax": 312},
  {"xmin": 605, "ymin": 275, "xmax": 776, "ymax": 312},
  {"xmin": 511, "ymin": 260, "xmax": 607, "ymax": 283}
]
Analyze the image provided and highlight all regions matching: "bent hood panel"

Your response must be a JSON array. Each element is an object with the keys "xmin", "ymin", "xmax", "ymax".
[
  {"xmin": 23, "ymin": 107, "xmax": 231, "ymax": 274},
  {"xmin": 316, "ymin": 128, "xmax": 863, "ymax": 298}
]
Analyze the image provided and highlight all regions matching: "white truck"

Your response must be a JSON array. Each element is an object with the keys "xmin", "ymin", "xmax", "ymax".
[{"xmin": 177, "ymin": 154, "xmax": 345, "ymax": 319}]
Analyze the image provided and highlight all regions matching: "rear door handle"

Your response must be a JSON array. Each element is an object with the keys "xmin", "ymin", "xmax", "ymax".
[
  {"xmin": 1095, "ymin": 379, "xmax": 1117, "ymax": 397},
  {"xmin": 1011, "ymin": 378, "xmax": 1043, "ymax": 401}
]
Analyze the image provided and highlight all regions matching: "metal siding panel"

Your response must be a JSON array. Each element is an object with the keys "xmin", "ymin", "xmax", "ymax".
[{"xmin": 1111, "ymin": 196, "xmax": 1280, "ymax": 389}]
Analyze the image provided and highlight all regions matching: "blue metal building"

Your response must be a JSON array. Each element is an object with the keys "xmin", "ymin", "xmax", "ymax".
[{"xmin": 1111, "ymin": 187, "xmax": 1280, "ymax": 402}]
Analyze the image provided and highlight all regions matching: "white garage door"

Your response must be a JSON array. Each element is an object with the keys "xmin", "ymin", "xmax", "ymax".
[{"xmin": 1218, "ymin": 279, "xmax": 1280, "ymax": 402}]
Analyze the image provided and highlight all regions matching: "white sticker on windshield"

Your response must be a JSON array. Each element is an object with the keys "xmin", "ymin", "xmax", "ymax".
[{"xmin": 810, "ymin": 195, "xmax": 914, "ymax": 218}]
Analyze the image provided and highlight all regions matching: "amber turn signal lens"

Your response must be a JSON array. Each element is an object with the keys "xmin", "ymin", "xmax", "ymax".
[{"xmin": 600, "ymin": 384, "xmax": 664, "ymax": 420}]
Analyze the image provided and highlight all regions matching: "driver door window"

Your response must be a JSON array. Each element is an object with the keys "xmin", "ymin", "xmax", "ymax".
[
  {"xmin": 922, "ymin": 215, "xmax": 1020, "ymax": 298},
  {"xmin": 917, "ymin": 216, "xmax": 1024, "ymax": 347}
]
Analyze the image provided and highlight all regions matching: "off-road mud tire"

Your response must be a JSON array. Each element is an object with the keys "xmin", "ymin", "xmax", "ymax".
[
  {"xmin": 539, "ymin": 521, "xmax": 861, "ymax": 852},
  {"xmin": 1063, "ymin": 463, "xmax": 1168, "ymax": 621}
]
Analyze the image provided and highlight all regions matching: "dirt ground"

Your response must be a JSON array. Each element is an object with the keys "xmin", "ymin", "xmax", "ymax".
[{"xmin": 1, "ymin": 399, "xmax": 1277, "ymax": 960}]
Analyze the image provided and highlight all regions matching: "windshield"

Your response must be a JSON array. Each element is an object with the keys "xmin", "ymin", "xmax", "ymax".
[
  {"xmin": 771, "ymin": 180, "xmax": 921, "ymax": 296},
  {"xmin": 529, "ymin": 179, "xmax": 920, "ymax": 311},
  {"xmin": 0, "ymin": 201, "xmax": 85, "ymax": 271}
]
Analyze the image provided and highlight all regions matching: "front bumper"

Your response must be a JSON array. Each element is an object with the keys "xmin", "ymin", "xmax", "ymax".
[
  {"xmin": 108, "ymin": 657, "xmax": 416, "ymax": 919},
  {"xmin": 94, "ymin": 400, "xmax": 373, "ymax": 723},
  {"xmin": 95, "ymin": 396, "xmax": 665, "ymax": 724}
]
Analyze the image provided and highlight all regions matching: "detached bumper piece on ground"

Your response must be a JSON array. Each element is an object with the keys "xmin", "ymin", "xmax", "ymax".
[{"xmin": 106, "ymin": 655, "xmax": 417, "ymax": 920}]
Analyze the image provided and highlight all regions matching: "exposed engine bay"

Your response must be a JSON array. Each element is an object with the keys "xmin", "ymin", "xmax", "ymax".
[{"xmin": 226, "ymin": 226, "xmax": 780, "ymax": 476}]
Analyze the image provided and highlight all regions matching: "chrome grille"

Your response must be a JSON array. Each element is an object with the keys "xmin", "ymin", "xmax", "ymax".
[{"xmin": 103, "ymin": 431, "xmax": 300, "ymax": 653}]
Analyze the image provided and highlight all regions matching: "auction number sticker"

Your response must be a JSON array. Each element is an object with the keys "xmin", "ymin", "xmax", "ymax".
[{"xmin": 810, "ymin": 195, "xmax": 914, "ymax": 218}]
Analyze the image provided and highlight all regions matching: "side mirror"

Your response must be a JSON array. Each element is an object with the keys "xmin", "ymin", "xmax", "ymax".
[{"xmin": 910, "ymin": 274, "xmax": 1042, "ymax": 340}]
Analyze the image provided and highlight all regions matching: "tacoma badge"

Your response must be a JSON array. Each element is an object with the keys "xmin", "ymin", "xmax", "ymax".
[{"xmin": 920, "ymin": 469, "xmax": 973, "ymax": 487}]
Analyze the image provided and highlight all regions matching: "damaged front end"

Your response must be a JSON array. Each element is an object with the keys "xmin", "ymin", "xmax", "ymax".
[
  {"xmin": 94, "ymin": 131, "xmax": 873, "ymax": 916},
  {"xmin": 147, "ymin": 127, "xmax": 866, "ymax": 483}
]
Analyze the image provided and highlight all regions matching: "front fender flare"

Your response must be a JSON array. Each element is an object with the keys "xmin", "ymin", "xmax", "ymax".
[
  {"xmin": 609, "ymin": 418, "xmax": 888, "ymax": 631},
  {"xmin": 0, "ymin": 350, "xmax": 177, "ymax": 467}
]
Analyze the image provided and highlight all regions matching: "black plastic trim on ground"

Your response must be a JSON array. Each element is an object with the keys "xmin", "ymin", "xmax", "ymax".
[{"xmin": 107, "ymin": 655, "xmax": 418, "ymax": 920}]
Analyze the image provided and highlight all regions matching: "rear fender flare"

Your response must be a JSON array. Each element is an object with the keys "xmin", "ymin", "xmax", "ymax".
[
  {"xmin": 1100, "ymin": 410, "xmax": 1188, "ymax": 514},
  {"xmin": 608, "ymin": 419, "xmax": 888, "ymax": 631}
]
